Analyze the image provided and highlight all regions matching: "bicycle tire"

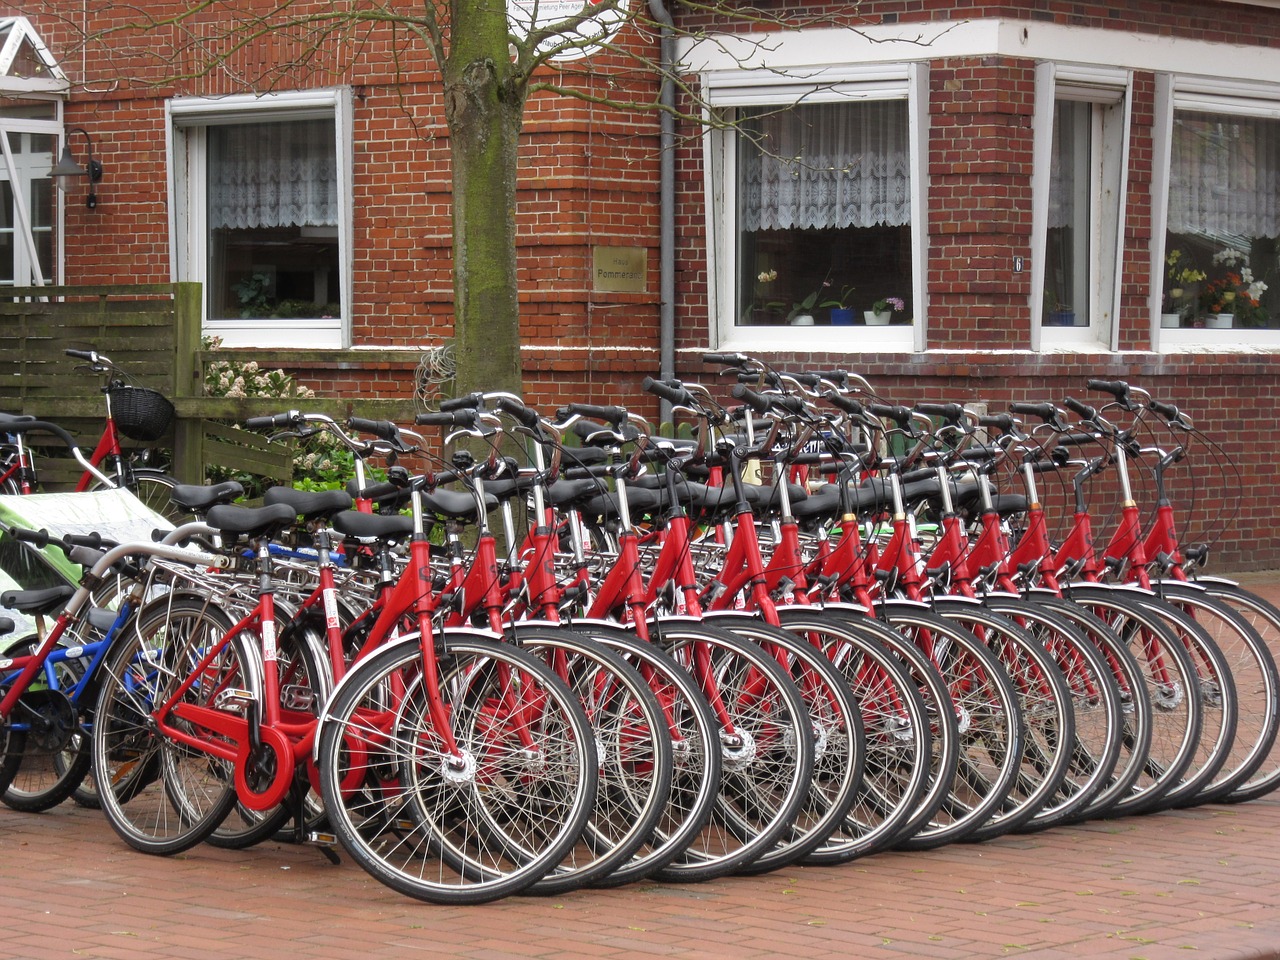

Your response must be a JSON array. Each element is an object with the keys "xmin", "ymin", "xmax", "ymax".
[
  {"xmin": 503, "ymin": 623, "xmax": 674, "ymax": 893},
  {"xmin": 1126, "ymin": 592, "xmax": 1238, "ymax": 808},
  {"xmin": 0, "ymin": 725, "xmax": 25, "ymax": 797},
  {"xmin": 92, "ymin": 593, "xmax": 243, "ymax": 855},
  {"xmin": 1020, "ymin": 593, "xmax": 1153, "ymax": 820},
  {"xmin": 981, "ymin": 594, "xmax": 1124, "ymax": 831},
  {"xmin": 0, "ymin": 640, "xmax": 93, "ymax": 813},
  {"xmin": 1150, "ymin": 581, "xmax": 1277, "ymax": 805},
  {"xmin": 771, "ymin": 605, "xmax": 935, "ymax": 863},
  {"xmin": 206, "ymin": 614, "xmax": 331, "ymax": 849},
  {"xmin": 924, "ymin": 598, "xmax": 1074, "ymax": 841},
  {"xmin": 644, "ymin": 619, "xmax": 814, "ymax": 878},
  {"xmin": 1196, "ymin": 580, "xmax": 1280, "ymax": 802},
  {"xmin": 565, "ymin": 622, "xmax": 723, "ymax": 887},
  {"xmin": 316, "ymin": 633, "xmax": 598, "ymax": 904},
  {"xmin": 702, "ymin": 613, "xmax": 865, "ymax": 874},
  {"xmin": 804, "ymin": 606, "xmax": 960, "ymax": 843},
  {"xmin": 876, "ymin": 601, "xmax": 1025, "ymax": 849},
  {"xmin": 1061, "ymin": 584, "xmax": 1203, "ymax": 816}
]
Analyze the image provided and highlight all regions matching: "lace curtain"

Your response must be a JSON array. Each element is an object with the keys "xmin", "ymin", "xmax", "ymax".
[
  {"xmin": 208, "ymin": 119, "xmax": 337, "ymax": 230},
  {"xmin": 1168, "ymin": 113, "xmax": 1280, "ymax": 238},
  {"xmin": 738, "ymin": 100, "xmax": 911, "ymax": 231},
  {"xmin": 1048, "ymin": 103, "xmax": 1079, "ymax": 230}
]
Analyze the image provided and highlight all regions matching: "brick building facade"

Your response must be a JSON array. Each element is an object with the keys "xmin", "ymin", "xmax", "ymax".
[{"xmin": 5, "ymin": 1, "xmax": 1280, "ymax": 567}]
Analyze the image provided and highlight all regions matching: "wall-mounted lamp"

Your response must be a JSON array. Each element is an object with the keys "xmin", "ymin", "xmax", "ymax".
[{"xmin": 50, "ymin": 126, "xmax": 103, "ymax": 209}]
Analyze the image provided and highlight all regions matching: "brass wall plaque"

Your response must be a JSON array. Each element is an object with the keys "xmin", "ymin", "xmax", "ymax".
[{"xmin": 592, "ymin": 246, "xmax": 647, "ymax": 293}]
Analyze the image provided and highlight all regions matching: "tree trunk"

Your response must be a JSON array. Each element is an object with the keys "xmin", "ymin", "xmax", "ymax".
[{"xmin": 444, "ymin": 8, "xmax": 527, "ymax": 399}]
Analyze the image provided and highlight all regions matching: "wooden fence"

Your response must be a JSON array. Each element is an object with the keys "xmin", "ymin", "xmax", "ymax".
[{"xmin": 1, "ymin": 283, "xmax": 416, "ymax": 488}]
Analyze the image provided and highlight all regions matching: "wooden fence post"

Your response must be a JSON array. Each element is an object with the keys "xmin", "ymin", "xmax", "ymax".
[{"xmin": 171, "ymin": 281, "xmax": 204, "ymax": 484}]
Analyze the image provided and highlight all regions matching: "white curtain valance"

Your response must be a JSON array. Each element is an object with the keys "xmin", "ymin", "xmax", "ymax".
[
  {"xmin": 739, "ymin": 100, "xmax": 911, "ymax": 232},
  {"xmin": 209, "ymin": 118, "xmax": 337, "ymax": 230},
  {"xmin": 1168, "ymin": 113, "xmax": 1280, "ymax": 238}
]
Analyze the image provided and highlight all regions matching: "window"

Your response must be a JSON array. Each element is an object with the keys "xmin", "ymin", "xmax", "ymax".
[
  {"xmin": 1031, "ymin": 65, "xmax": 1131, "ymax": 350},
  {"xmin": 706, "ymin": 64, "xmax": 928, "ymax": 351},
  {"xmin": 1162, "ymin": 112, "xmax": 1279, "ymax": 333},
  {"xmin": 1153, "ymin": 76, "xmax": 1280, "ymax": 350},
  {"xmin": 168, "ymin": 90, "xmax": 353, "ymax": 348},
  {"xmin": 0, "ymin": 101, "xmax": 58, "ymax": 287}
]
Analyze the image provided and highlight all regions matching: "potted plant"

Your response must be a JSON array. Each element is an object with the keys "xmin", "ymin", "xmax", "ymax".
[
  {"xmin": 866, "ymin": 296, "xmax": 904, "ymax": 325},
  {"xmin": 1163, "ymin": 248, "xmax": 1205, "ymax": 328},
  {"xmin": 820, "ymin": 285, "xmax": 858, "ymax": 326},
  {"xmin": 1200, "ymin": 248, "xmax": 1268, "ymax": 329}
]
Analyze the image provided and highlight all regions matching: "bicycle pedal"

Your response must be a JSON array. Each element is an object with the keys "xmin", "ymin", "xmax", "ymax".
[
  {"xmin": 307, "ymin": 830, "xmax": 339, "ymax": 846},
  {"xmin": 212, "ymin": 688, "xmax": 257, "ymax": 712}
]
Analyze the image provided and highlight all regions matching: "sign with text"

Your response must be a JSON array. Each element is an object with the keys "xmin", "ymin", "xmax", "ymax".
[
  {"xmin": 593, "ymin": 246, "xmax": 647, "ymax": 293},
  {"xmin": 508, "ymin": 0, "xmax": 631, "ymax": 62}
]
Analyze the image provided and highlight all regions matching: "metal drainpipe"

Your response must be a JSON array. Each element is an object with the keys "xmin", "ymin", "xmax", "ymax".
[{"xmin": 648, "ymin": 0, "xmax": 676, "ymax": 426}]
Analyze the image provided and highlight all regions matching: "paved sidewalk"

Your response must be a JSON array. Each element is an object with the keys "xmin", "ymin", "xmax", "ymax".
[{"xmin": 2, "ymin": 576, "xmax": 1279, "ymax": 960}]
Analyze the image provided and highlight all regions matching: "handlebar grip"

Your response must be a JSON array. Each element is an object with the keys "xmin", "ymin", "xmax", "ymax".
[
  {"xmin": 1009, "ymin": 401, "xmax": 1060, "ymax": 423},
  {"xmin": 1063, "ymin": 396, "xmax": 1098, "ymax": 421},
  {"xmin": 822, "ymin": 391, "xmax": 864, "ymax": 416},
  {"xmin": 1029, "ymin": 459, "xmax": 1063, "ymax": 474},
  {"xmin": 735, "ymin": 370, "xmax": 783, "ymax": 388},
  {"xmin": 563, "ymin": 403, "xmax": 627, "ymax": 426},
  {"xmin": 731, "ymin": 384, "xmax": 772, "ymax": 414},
  {"xmin": 64, "ymin": 348, "xmax": 97, "ymax": 362},
  {"xmin": 1056, "ymin": 432, "xmax": 1100, "ymax": 447},
  {"xmin": 439, "ymin": 392, "xmax": 483, "ymax": 413},
  {"xmin": 347, "ymin": 417, "xmax": 400, "ymax": 442},
  {"xmin": 63, "ymin": 532, "xmax": 104, "ymax": 551},
  {"xmin": 1086, "ymin": 379, "xmax": 1130, "ymax": 400},
  {"xmin": 11, "ymin": 527, "xmax": 52, "ymax": 549},
  {"xmin": 791, "ymin": 372, "xmax": 821, "ymax": 388},
  {"xmin": 1, "ymin": 419, "xmax": 81, "ymax": 452},
  {"xmin": 642, "ymin": 376, "xmax": 693, "ymax": 406},
  {"xmin": 915, "ymin": 402, "xmax": 966, "ymax": 424},
  {"xmin": 415, "ymin": 410, "xmax": 478, "ymax": 429},
  {"xmin": 978, "ymin": 413, "xmax": 1016, "ymax": 434},
  {"xmin": 701, "ymin": 352, "xmax": 749, "ymax": 366},
  {"xmin": 867, "ymin": 403, "xmax": 913, "ymax": 427},
  {"xmin": 812, "ymin": 370, "xmax": 848, "ymax": 388},
  {"xmin": 494, "ymin": 396, "xmax": 540, "ymax": 430},
  {"xmin": 243, "ymin": 411, "xmax": 299, "ymax": 431},
  {"xmin": 1150, "ymin": 399, "xmax": 1182, "ymax": 421}
]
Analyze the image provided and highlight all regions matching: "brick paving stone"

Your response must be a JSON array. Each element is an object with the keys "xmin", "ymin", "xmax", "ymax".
[{"xmin": 6, "ymin": 584, "xmax": 1280, "ymax": 958}]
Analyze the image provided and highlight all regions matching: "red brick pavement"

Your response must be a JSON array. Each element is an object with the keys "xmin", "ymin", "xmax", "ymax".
[{"xmin": 3, "ymin": 576, "xmax": 1280, "ymax": 960}]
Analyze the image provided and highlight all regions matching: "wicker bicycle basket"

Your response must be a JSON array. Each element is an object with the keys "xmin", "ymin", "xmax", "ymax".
[{"xmin": 107, "ymin": 385, "xmax": 175, "ymax": 442}]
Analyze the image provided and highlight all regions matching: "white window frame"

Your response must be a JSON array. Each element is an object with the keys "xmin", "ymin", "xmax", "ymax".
[
  {"xmin": 166, "ymin": 88, "xmax": 354, "ymax": 349},
  {"xmin": 1030, "ymin": 63, "xmax": 1131, "ymax": 353},
  {"xmin": 1153, "ymin": 74, "xmax": 1280, "ymax": 352},
  {"xmin": 0, "ymin": 105, "xmax": 62, "ymax": 287},
  {"xmin": 703, "ymin": 63, "xmax": 929, "ymax": 353}
]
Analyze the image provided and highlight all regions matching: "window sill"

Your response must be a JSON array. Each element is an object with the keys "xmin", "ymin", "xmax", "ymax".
[
  {"xmin": 718, "ymin": 324, "xmax": 916, "ymax": 352},
  {"xmin": 204, "ymin": 318, "xmax": 345, "ymax": 350},
  {"xmin": 1157, "ymin": 327, "xmax": 1280, "ymax": 352}
]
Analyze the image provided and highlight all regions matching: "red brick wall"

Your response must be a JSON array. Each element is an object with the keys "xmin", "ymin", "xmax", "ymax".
[{"xmin": 20, "ymin": 0, "xmax": 1280, "ymax": 568}]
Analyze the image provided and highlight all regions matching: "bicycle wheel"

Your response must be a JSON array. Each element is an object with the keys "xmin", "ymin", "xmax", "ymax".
[
  {"xmin": 703, "ymin": 614, "xmax": 864, "ymax": 874},
  {"xmin": 772, "ymin": 606, "xmax": 934, "ymax": 863},
  {"xmin": 1022, "ymin": 593, "xmax": 1153, "ymax": 820},
  {"xmin": 1126, "ymin": 592, "xmax": 1237, "ymax": 808},
  {"xmin": 505, "ymin": 624, "xmax": 673, "ymax": 893},
  {"xmin": 1150, "ymin": 581, "xmax": 1277, "ymax": 805},
  {"xmin": 982, "ymin": 595, "xmax": 1123, "ymax": 831},
  {"xmin": 925, "ymin": 598, "xmax": 1074, "ymax": 841},
  {"xmin": 645, "ymin": 619, "xmax": 814, "ymax": 878},
  {"xmin": 92, "ymin": 594, "xmax": 243, "ymax": 855},
  {"xmin": 1197, "ymin": 580, "xmax": 1280, "ymax": 802},
  {"xmin": 206, "ymin": 614, "xmax": 330, "ymax": 849},
  {"xmin": 127, "ymin": 468, "xmax": 191, "ymax": 526},
  {"xmin": 1062, "ymin": 584, "xmax": 1203, "ymax": 816},
  {"xmin": 0, "ymin": 724, "xmax": 25, "ymax": 797},
  {"xmin": 316, "ymin": 634, "xmax": 598, "ymax": 904},
  {"xmin": 1, "ymin": 640, "xmax": 93, "ymax": 813},
  {"xmin": 809, "ymin": 606, "xmax": 960, "ymax": 843},
  {"xmin": 876, "ymin": 601, "xmax": 1025, "ymax": 849},
  {"xmin": 570, "ymin": 622, "xmax": 722, "ymax": 887}
]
